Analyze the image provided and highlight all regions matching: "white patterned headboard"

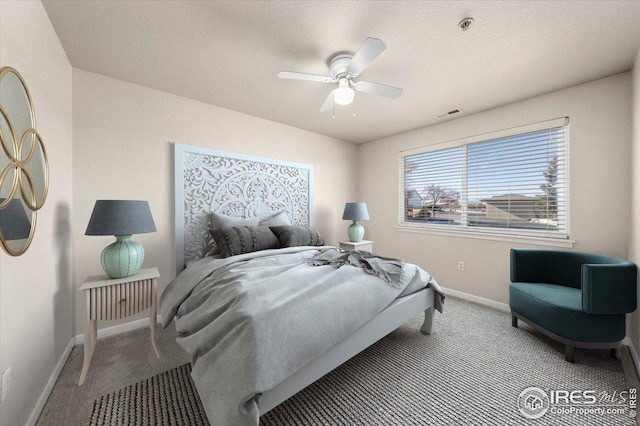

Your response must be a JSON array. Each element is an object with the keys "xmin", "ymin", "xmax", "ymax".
[{"xmin": 174, "ymin": 143, "xmax": 313, "ymax": 275}]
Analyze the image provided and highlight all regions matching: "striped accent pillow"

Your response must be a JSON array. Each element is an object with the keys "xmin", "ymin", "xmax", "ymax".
[
  {"xmin": 210, "ymin": 226, "xmax": 280, "ymax": 258},
  {"xmin": 270, "ymin": 226, "xmax": 324, "ymax": 248}
]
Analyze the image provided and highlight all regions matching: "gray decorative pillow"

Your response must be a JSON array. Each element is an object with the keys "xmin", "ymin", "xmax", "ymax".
[
  {"xmin": 208, "ymin": 213, "xmax": 261, "ymax": 255},
  {"xmin": 270, "ymin": 226, "xmax": 324, "ymax": 247},
  {"xmin": 210, "ymin": 226, "xmax": 280, "ymax": 258},
  {"xmin": 210, "ymin": 212, "xmax": 260, "ymax": 229},
  {"xmin": 259, "ymin": 211, "xmax": 291, "ymax": 226}
]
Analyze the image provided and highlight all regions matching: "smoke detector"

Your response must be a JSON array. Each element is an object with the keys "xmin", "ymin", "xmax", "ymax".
[{"xmin": 458, "ymin": 17, "xmax": 474, "ymax": 31}]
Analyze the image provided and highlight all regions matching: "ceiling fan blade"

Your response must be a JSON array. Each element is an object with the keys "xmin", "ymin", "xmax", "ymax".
[
  {"xmin": 277, "ymin": 71, "xmax": 333, "ymax": 83},
  {"xmin": 345, "ymin": 38, "xmax": 387, "ymax": 77},
  {"xmin": 354, "ymin": 80, "xmax": 403, "ymax": 99},
  {"xmin": 319, "ymin": 90, "xmax": 335, "ymax": 112}
]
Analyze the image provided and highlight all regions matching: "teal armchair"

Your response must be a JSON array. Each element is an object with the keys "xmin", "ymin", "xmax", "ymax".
[{"xmin": 509, "ymin": 249, "xmax": 637, "ymax": 363}]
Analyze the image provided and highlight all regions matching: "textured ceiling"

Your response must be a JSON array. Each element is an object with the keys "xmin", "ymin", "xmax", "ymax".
[{"xmin": 42, "ymin": 1, "xmax": 640, "ymax": 143}]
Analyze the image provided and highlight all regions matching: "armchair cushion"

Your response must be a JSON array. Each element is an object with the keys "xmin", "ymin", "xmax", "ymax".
[{"xmin": 510, "ymin": 282, "xmax": 626, "ymax": 343}]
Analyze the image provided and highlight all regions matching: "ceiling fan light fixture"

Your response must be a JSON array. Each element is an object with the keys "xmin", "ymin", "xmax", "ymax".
[
  {"xmin": 278, "ymin": 38, "xmax": 402, "ymax": 113},
  {"xmin": 334, "ymin": 79, "xmax": 355, "ymax": 106}
]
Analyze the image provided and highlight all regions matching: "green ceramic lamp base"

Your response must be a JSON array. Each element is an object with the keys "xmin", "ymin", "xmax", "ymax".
[
  {"xmin": 347, "ymin": 220, "xmax": 365, "ymax": 242},
  {"xmin": 100, "ymin": 235, "xmax": 144, "ymax": 279}
]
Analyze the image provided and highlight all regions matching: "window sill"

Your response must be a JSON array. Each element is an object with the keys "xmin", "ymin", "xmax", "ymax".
[{"xmin": 396, "ymin": 224, "xmax": 575, "ymax": 248}]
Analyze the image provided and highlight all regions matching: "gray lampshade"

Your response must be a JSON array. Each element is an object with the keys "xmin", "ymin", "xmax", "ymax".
[
  {"xmin": 0, "ymin": 198, "xmax": 31, "ymax": 240},
  {"xmin": 342, "ymin": 202, "xmax": 369, "ymax": 221},
  {"xmin": 85, "ymin": 200, "xmax": 156, "ymax": 236}
]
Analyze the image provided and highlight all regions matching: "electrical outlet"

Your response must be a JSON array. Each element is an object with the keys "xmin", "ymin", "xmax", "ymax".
[
  {"xmin": 457, "ymin": 261, "xmax": 465, "ymax": 271},
  {"xmin": 1, "ymin": 366, "xmax": 11, "ymax": 403}
]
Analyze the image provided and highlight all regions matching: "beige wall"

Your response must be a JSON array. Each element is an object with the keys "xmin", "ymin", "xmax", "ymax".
[
  {"xmin": 72, "ymin": 69, "xmax": 358, "ymax": 334},
  {"xmin": 629, "ymin": 50, "xmax": 640, "ymax": 357},
  {"xmin": 0, "ymin": 1, "xmax": 73, "ymax": 425},
  {"xmin": 359, "ymin": 73, "xmax": 632, "ymax": 304}
]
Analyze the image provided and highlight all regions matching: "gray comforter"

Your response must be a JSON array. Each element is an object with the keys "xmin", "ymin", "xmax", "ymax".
[{"xmin": 160, "ymin": 246, "xmax": 441, "ymax": 426}]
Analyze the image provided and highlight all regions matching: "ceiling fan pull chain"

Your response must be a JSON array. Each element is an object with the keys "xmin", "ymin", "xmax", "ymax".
[
  {"xmin": 353, "ymin": 97, "xmax": 357, "ymax": 117},
  {"xmin": 332, "ymin": 102, "xmax": 336, "ymax": 120}
]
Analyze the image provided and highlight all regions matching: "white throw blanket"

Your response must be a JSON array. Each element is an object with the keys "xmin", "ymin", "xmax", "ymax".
[{"xmin": 160, "ymin": 246, "xmax": 440, "ymax": 426}]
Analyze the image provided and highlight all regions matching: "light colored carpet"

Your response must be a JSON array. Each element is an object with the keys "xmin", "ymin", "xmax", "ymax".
[
  {"xmin": 36, "ymin": 323, "xmax": 190, "ymax": 426},
  {"xmin": 40, "ymin": 298, "xmax": 637, "ymax": 425}
]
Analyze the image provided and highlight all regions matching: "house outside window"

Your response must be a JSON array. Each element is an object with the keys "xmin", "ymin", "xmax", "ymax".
[{"xmin": 399, "ymin": 118, "xmax": 569, "ymax": 244}]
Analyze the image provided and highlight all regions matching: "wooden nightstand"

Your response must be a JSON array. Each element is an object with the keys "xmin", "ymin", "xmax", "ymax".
[
  {"xmin": 77, "ymin": 267, "xmax": 160, "ymax": 385},
  {"xmin": 339, "ymin": 240, "xmax": 374, "ymax": 252}
]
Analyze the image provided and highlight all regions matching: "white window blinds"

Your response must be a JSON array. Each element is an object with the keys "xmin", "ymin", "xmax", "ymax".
[{"xmin": 399, "ymin": 118, "xmax": 568, "ymax": 240}]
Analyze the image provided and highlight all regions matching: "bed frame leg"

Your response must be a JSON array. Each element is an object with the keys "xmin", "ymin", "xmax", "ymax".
[{"xmin": 420, "ymin": 307, "xmax": 435, "ymax": 335}]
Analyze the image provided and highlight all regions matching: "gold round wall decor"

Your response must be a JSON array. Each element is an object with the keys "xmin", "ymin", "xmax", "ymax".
[{"xmin": 0, "ymin": 66, "xmax": 49, "ymax": 256}]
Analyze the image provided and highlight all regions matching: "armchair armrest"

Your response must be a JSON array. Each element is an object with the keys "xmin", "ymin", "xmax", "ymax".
[{"xmin": 582, "ymin": 263, "xmax": 637, "ymax": 315}]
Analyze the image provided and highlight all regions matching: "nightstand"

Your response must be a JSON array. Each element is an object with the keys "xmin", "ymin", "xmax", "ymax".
[
  {"xmin": 339, "ymin": 240, "xmax": 374, "ymax": 252},
  {"xmin": 77, "ymin": 267, "xmax": 160, "ymax": 385}
]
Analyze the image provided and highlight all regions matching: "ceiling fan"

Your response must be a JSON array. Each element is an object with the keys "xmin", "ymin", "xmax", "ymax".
[{"xmin": 277, "ymin": 38, "xmax": 402, "ymax": 114}]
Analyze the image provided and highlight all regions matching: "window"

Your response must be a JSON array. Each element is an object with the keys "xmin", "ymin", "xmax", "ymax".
[{"xmin": 399, "ymin": 118, "xmax": 569, "ymax": 242}]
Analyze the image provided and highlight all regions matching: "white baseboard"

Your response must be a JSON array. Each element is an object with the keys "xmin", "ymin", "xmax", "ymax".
[
  {"xmin": 441, "ymin": 286, "xmax": 510, "ymax": 313},
  {"xmin": 74, "ymin": 315, "xmax": 162, "ymax": 345},
  {"xmin": 623, "ymin": 336, "xmax": 640, "ymax": 380},
  {"xmin": 26, "ymin": 337, "xmax": 75, "ymax": 426},
  {"xmin": 28, "ymin": 316, "xmax": 164, "ymax": 425}
]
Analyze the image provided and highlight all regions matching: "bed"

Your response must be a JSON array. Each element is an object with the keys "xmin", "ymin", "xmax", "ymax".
[{"xmin": 161, "ymin": 143, "xmax": 444, "ymax": 425}]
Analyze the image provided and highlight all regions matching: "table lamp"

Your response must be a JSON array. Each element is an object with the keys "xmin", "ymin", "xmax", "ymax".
[
  {"xmin": 342, "ymin": 202, "xmax": 369, "ymax": 242},
  {"xmin": 85, "ymin": 200, "xmax": 156, "ymax": 279}
]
